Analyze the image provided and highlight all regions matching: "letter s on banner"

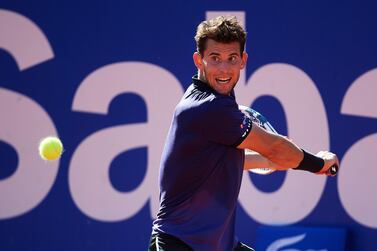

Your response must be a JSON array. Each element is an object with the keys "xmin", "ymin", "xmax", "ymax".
[
  {"xmin": 0, "ymin": 9, "xmax": 58, "ymax": 219},
  {"xmin": 70, "ymin": 62, "xmax": 183, "ymax": 222},
  {"xmin": 0, "ymin": 9, "xmax": 53, "ymax": 70}
]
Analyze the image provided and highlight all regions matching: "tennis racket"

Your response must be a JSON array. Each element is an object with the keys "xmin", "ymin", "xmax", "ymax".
[{"xmin": 239, "ymin": 105, "xmax": 338, "ymax": 176}]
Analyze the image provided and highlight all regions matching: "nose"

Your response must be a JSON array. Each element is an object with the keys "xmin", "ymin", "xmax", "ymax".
[{"xmin": 217, "ymin": 61, "xmax": 230, "ymax": 73}]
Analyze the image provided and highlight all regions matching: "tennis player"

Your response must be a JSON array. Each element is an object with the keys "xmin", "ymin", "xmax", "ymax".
[{"xmin": 149, "ymin": 15, "xmax": 339, "ymax": 251}]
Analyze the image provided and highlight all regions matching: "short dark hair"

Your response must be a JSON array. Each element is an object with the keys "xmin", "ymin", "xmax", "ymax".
[{"xmin": 194, "ymin": 16, "xmax": 247, "ymax": 55}]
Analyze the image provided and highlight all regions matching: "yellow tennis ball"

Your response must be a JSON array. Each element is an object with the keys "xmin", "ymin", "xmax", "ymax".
[{"xmin": 38, "ymin": 136, "xmax": 63, "ymax": 161}]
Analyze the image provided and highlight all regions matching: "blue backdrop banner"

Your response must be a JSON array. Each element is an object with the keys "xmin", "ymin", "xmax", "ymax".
[{"xmin": 0, "ymin": 1, "xmax": 376, "ymax": 250}]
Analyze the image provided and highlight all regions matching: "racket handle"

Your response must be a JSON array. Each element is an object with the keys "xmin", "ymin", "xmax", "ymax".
[{"xmin": 327, "ymin": 164, "xmax": 338, "ymax": 176}]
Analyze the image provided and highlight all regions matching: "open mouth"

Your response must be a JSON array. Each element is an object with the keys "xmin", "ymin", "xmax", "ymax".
[{"xmin": 216, "ymin": 77, "xmax": 231, "ymax": 84}]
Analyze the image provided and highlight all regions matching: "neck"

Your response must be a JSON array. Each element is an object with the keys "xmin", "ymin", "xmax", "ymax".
[{"xmin": 197, "ymin": 71, "xmax": 206, "ymax": 83}]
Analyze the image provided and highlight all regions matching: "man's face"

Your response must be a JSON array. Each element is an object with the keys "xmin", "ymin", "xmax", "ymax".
[{"xmin": 194, "ymin": 39, "xmax": 248, "ymax": 95}]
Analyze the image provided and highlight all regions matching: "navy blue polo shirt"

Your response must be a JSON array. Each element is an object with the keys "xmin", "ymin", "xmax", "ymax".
[{"xmin": 152, "ymin": 76, "xmax": 252, "ymax": 251}]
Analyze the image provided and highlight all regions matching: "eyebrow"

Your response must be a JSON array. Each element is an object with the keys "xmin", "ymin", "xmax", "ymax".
[
  {"xmin": 208, "ymin": 52, "xmax": 220, "ymax": 56},
  {"xmin": 207, "ymin": 52, "xmax": 240, "ymax": 57}
]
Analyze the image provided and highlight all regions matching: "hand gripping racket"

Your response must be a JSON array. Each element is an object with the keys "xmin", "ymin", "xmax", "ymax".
[{"xmin": 239, "ymin": 105, "xmax": 338, "ymax": 176}]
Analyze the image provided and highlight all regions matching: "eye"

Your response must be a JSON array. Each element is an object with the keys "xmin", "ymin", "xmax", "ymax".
[
  {"xmin": 208, "ymin": 56, "xmax": 221, "ymax": 65},
  {"xmin": 229, "ymin": 55, "xmax": 239, "ymax": 64},
  {"xmin": 210, "ymin": 56, "xmax": 220, "ymax": 62}
]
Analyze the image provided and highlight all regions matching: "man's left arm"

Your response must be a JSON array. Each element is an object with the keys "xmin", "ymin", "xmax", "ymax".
[{"xmin": 243, "ymin": 150, "xmax": 281, "ymax": 170}]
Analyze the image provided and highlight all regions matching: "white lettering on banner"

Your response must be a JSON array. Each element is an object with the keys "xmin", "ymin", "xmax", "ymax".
[
  {"xmin": 237, "ymin": 64, "xmax": 328, "ymax": 224},
  {"xmin": 339, "ymin": 68, "xmax": 377, "ymax": 228},
  {"xmin": 0, "ymin": 10, "xmax": 58, "ymax": 219},
  {"xmin": 0, "ymin": 9, "xmax": 53, "ymax": 70},
  {"xmin": 0, "ymin": 9, "xmax": 376, "ymax": 231},
  {"xmin": 70, "ymin": 62, "xmax": 183, "ymax": 221}
]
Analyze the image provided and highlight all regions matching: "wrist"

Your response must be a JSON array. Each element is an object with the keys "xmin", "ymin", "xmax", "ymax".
[{"xmin": 294, "ymin": 149, "xmax": 324, "ymax": 173}]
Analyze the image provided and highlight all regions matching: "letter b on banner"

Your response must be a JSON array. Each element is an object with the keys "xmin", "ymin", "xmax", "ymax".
[{"xmin": 237, "ymin": 64, "xmax": 329, "ymax": 225}]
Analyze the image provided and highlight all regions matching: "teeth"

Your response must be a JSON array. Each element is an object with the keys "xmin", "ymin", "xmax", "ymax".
[{"xmin": 216, "ymin": 78, "xmax": 231, "ymax": 83}]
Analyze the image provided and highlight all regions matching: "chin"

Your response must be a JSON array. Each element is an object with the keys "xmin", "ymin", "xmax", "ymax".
[{"xmin": 217, "ymin": 87, "xmax": 232, "ymax": 95}]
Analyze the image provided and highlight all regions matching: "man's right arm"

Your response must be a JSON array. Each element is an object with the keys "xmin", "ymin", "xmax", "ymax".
[{"xmin": 238, "ymin": 122, "xmax": 339, "ymax": 174}]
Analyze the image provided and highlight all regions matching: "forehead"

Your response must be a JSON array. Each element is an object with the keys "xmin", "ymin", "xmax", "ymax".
[{"xmin": 203, "ymin": 39, "xmax": 241, "ymax": 56}]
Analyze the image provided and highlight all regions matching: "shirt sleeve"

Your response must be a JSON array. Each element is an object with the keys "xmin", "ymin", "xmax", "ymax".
[{"xmin": 200, "ymin": 96, "xmax": 253, "ymax": 146}]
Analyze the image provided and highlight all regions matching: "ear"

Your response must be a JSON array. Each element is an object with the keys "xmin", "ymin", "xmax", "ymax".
[
  {"xmin": 240, "ymin": 52, "xmax": 248, "ymax": 70},
  {"xmin": 193, "ymin": 52, "xmax": 203, "ymax": 70}
]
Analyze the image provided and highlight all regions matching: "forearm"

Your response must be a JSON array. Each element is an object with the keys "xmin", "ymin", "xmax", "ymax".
[
  {"xmin": 267, "ymin": 136, "xmax": 332, "ymax": 173},
  {"xmin": 238, "ymin": 122, "xmax": 338, "ymax": 174},
  {"xmin": 264, "ymin": 135, "xmax": 303, "ymax": 168},
  {"xmin": 244, "ymin": 150, "xmax": 284, "ymax": 170},
  {"xmin": 244, "ymin": 150, "xmax": 269, "ymax": 170},
  {"xmin": 239, "ymin": 124, "xmax": 304, "ymax": 168}
]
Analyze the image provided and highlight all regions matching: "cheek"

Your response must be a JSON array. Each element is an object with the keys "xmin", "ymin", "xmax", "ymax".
[
  {"xmin": 231, "ymin": 66, "xmax": 242, "ymax": 75},
  {"xmin": 205, "ymin": 65, "xmax": 217, "ymax": 75}
]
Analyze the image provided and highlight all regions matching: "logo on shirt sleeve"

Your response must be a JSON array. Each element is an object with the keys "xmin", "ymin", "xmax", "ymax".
[{"xmin": 240, "ymin": 115, "xmax": 252, "ymax": 138}]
